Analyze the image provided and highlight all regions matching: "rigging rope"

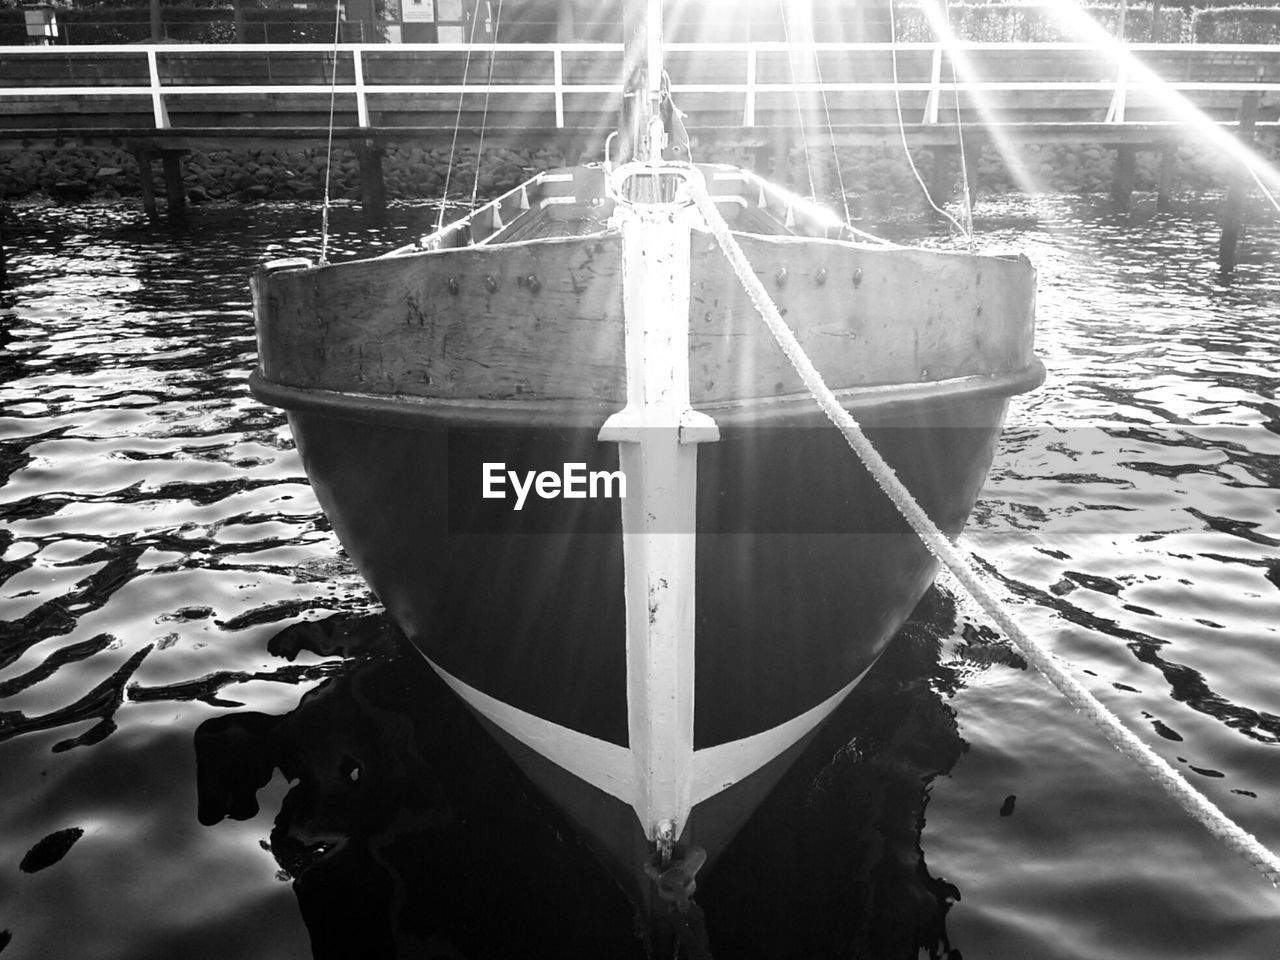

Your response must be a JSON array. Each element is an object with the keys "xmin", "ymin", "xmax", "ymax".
[
  {"xmin": 886, "ymin": 0, "xmax": 972, "ymax": 241},
  {"xmin": 942, "ymin": 0, "xmax": 975, "ymax": 243},
  {"xmin": 779, "ymin": 4, "xmax": 818, "ymax": 201},
  {"xmin": 317, "ymin": 0, "xmax": 344, "ymax": 265},
  {"xmin": 810, "ymin": 33, "xmax": 852, "ymax": 225},
  {"xmin": 683, "ymin": 177, "xmax": 1280, "ymax": 892},
  {"xmin": 436, "ymin": 5, "xmax": 484, "ymax": 231},
  {"xmin": 470, "ymin": 0, "xmax": 505, "ymax": 212}
]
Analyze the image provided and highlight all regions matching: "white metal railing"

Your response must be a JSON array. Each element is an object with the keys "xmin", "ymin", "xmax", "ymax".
[{"xmin": 0, "ymin": 41, "xmax": 1277, "ymax": 132}]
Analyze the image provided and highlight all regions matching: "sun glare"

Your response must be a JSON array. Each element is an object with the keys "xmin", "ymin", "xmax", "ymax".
[
  {"xmin": 1046, "ymin": 0, "xmax": 1280, "ymax": 209},
  {"xmin": 915, "ymin": 0, "xmax": 1046, "ymax": 198}
]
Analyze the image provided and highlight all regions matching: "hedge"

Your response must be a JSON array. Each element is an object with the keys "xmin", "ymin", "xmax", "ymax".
[
  {"xmin": 5, "ymin": 2, "xmax": 1280, "ymax": 46},
  {"xmin": 893, "ymin": 2, "xmax": 1192, "ymax": 42},
  {"xmin": 0, "ymin": 5, "xmax": 357, "ymax": 44},
  {"xmin": 1191, "ymin": 5, "xmax": 1280, "ymax": 41}
]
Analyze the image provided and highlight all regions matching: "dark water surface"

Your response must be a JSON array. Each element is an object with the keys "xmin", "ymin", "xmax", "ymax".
[{"xmin": 1, "ymin": 195, "xmax": 1278, "ymax": 959}]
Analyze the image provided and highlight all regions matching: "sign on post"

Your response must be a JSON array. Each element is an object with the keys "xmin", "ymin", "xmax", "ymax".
[{"xmin": 23, "ymin": 5, "xmax": 59, "ymax": 44}]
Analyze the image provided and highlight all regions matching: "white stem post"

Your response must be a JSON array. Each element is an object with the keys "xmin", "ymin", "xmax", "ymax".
[{"xmin": 600, "ymin": 184, "xmax": 718, "ymax": 842}]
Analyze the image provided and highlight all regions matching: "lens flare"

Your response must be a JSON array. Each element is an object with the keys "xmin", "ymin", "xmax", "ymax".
[{"xmin": 1043, "ymin": 0, "xmax": 1280, "ymax": 211}]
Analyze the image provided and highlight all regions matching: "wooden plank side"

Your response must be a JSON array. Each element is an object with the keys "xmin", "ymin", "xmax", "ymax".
[
  {"xmin": 1138, "ymin": 47, "xmax": 1280, "ymax": 83},
  {"xmin": 157, "ymin": 52, "xmax": 346, "ymax": 86},
  {"xmin": 257, "ymin": 233, "xmax": 626, "ymax": 402},
  {"xmin": 688, "ymin": 234, "xmax": 1036, "ymax": 403},
  {"xmin": 0, "ymin": 97, "xmax": 156, "ymax": 120},
  {"xmin": 0, "ymin": 52, "xmax": 150, "ymax": 86},
  {"xmin": 365, "ymin": 50, "xmax": 557, "ymax": 85},
  {"xmin": 753, "ymin": 48, "xmax": 936, "ymax": 85},
  {"xmin": 958, "ymin": 47, "xmax": 1116, "ymax": 85}
]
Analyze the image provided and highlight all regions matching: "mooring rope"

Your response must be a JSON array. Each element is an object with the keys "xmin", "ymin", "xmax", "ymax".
[{"xmin": 684, "ymin": 179, "xmax": 1280, "ymax": 891}]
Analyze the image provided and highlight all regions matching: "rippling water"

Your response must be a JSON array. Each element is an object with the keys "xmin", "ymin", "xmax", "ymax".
[{"xmin": 1, "ymin": 195, "xmax": 1278, "ymax": 959}]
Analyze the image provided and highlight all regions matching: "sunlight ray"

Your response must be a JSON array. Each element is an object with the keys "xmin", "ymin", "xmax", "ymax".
[
  {"xmin": 1048, "ymin": 0, "xmax": 1280, "ymax": 212},
  {"xmin": 917, "ymin": 0, "xmax": 1046, "ymax": 200}
]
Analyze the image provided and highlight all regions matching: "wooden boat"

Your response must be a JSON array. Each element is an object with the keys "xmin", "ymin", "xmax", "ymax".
[{"xmin": 250, "ymin": 0, "xmax": 1040, "ymax": 944}]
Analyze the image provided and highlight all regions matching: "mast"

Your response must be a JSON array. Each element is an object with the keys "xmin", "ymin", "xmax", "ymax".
[
  {"xmin": 620, "ymin": 0, "xmax": 666, "ymax": 162},
  {"xmin": 602, "ymin": 0, "xmax": 717, "ymax": 848}
]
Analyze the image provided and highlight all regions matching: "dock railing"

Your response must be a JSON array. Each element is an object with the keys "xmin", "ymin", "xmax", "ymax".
[{"xmin": 0, "ymin": 41, "xmax": 1277, "ymax": 143}]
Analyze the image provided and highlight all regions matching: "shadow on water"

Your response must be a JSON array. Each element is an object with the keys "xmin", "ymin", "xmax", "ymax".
[{"xmin": 191, "ymin": 588, "xmax": 975, "ymax": 960}]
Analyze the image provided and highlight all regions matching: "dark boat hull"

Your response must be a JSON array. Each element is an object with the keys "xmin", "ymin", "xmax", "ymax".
[
  {"xmin": 267, "ymin": 382, "xmax": 1017, "ymax": 940},
  {"xmin": 278, "ymin": 387, "xmax": 1012, "ymax": 752}
]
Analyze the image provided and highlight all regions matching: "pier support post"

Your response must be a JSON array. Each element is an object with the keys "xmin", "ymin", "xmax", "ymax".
[
  {"xmin": 161, "ymin": 151, "xmax": 186, "ymax": 226},
  {"xmin": 1156, "ymin": 141, "xmax": 1175, "ymax": 213},
  {"xmin": 928, "ymin": 145, "xmax": 955, "ymax": 213},
  {"xmin": 1219, "ymin": 92, "xmax": 1260, "ymax": 275},
  {"xmin": 751, "ymin": 143, "xmax": 772, "ymax": 179},
  {"xmin": 133, "ymin": 147, "xmax": 189, "ymax": 224},
  {"xmin": 960, "ymin": 137, "xmax": 980, "ymax": 210},
  {"xmin": 771, "ymin": 130, "xmax": 790, "ymax": 187},
  {"xmin": 357, "ymin": 143, "xmax": 387, "ymax": 220},
  {"xmin": 0, "ymin": 203, "xmax": 8, "ymax": 289},
  {"xmin": 1111, "ymin": 144, "xmax": 1136, "ymax": 212},
  {"xmin": 134, "ymin": 148, "xmax": 159, "ymax": 222}
]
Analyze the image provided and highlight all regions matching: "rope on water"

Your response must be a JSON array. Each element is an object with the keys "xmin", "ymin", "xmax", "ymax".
[{"xmin": 685, "ymin": 179, "xmax": 1280, "ymax": 891}]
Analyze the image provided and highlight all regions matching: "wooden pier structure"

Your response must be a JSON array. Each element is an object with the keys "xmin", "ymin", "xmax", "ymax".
[{"xmin": 0, "ymin": 40, "xmax": 1277, "ymax": 245}]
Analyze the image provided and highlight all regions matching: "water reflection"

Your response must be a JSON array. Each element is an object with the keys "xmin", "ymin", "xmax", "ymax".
[
  {"xmin": 1, "ymin": 195, "xmax": 1277, "ymax": 958},
  {"xmin": 192, "ymin": 591, "xmax": 976, "ymax": 959}
]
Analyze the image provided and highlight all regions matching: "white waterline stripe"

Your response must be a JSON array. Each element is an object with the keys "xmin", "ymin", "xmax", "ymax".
[
  {"xmin": 691, "ymin": 660, "xmax": 876, "ymax": 806},
  {"xmin": 420, "ymin": 652, "xmax": 638, "ymax": 809}
]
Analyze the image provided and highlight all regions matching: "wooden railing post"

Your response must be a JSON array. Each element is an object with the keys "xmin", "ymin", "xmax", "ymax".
[
  {"xmin": 553, "ymin": 47, "xmax": 565, "ymax": 129},
  {"xmin": 1105, "ymin": 58, "xmax": 1128, "ymax": 124},
  {"xmin": 353, "ymin": 49, "xmax": 370, "ymax": 127},
  {"xmin": 923, "ymin": 44, "xmax": 942, "ymax": 124},
  {"xmin": 146, "ymin": 48, "xmax": 169, "ymax": 129}
]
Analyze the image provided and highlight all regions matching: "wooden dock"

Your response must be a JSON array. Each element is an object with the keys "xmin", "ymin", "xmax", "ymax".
[
  {"xmin": 1, "ymin": 41, "xmax": 1277, "ymax": 150},
  {"xmin": 0, "ymin": 40, "xmax": 1276, "ymax": 259}
]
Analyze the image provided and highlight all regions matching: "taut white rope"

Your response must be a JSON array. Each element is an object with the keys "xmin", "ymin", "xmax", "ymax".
[
  {"xmin": 686, "ymin": 179, "xmax": 1280, "ymax": 891},
  {"xmin": 317, "ymin": 0, "xmax": 343, "ymax": 264},
  {"xmin": 470, "ymin": 0, "xmax": 506, "ymax": 212}
]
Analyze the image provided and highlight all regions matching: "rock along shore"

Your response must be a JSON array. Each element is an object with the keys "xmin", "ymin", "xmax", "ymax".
[{"xmin": 0, "ymin": 136, "xmax": 1271, "ymax": 211}]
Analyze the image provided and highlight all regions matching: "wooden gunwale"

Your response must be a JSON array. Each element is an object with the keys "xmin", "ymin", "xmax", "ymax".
[{"xmin": 248, "ymin": 360, "xmax": 1045, "ymax": 430}]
